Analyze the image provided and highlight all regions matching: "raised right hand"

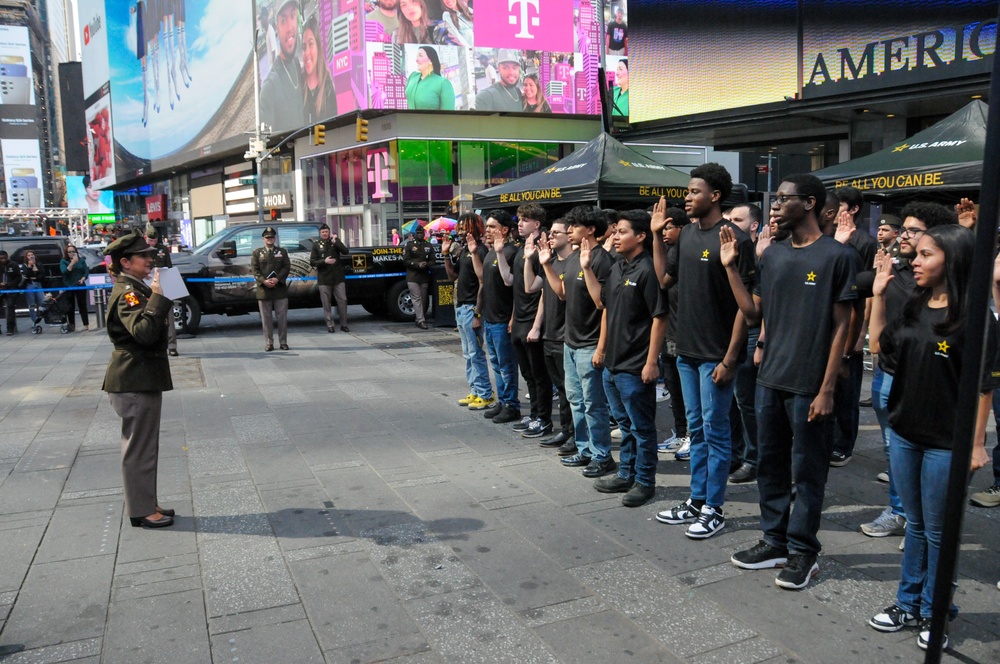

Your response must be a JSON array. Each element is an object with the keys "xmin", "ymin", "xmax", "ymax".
[
  {"xmin": 718, "ymin": 226, "xmax": 739, "ymax": 267},
  {"xmin": 466, "ymin": 233, "xmax": 478, "ymax": 253},
  {"xmin": 523, "ymin": 233, "xmax": 537, "ymax": 259},
  {"xmin": 872, "ymin": 249, "xmax": 895, "ymax": 296},
  {"xmin": 650, "ymin": 196, "xmax": 668, "ymax": 234},
  {"xmin": 755, "ymin": 222, "xmax": 773, "ymax": 259},
  {"xmin": 536, "ymin": 232, "xmax": 552, "ymax": 264}
]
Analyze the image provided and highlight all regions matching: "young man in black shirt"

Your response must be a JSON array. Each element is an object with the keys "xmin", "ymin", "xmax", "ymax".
[
  {"xmin": 652, "ymin": 164, "xmax": 755, "ymax": 540},
  {"xmin": 657, "ymin": 208, "xmax": 691, "ymax": 459},
  {"xmin": 829, "ymin": 186, "xmax": 878, "ymax": 467},
  {"xmin": 593, "ymin": 210, "xmax": 666, "ymax": 507},
  {"xmin": 442, "ymin": 214, "xmax": 493, "ymax": 410},
  {"xmin": 721, "ymin": 173, "xmax": 856, "ymax": 590},
  {"xmin": 473, "ymin": 210, "xmax": 521, "ymax": 424},
  {"xmin": 497, "ymin": 203, "xmax": 552, "ymax": 437},
  {"xmin": 524, "ymin": 219, "xmax": 574, "ymax": 447},
  {"xmin": 539, "ymin": 206, "xmax": 615, "ymax": 477}
]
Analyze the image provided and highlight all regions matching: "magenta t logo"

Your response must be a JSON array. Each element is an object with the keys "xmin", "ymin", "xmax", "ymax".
[
  {"xmin": 367, "ymin": 150, "xmax": 394, "ymax": 200},
  {"xmin": 475, "ymin": 0, "xmax": 574, "ymax": 51},
  {"xmin": 508, "ymin": 0, "xmax": 539, "ymax": 39}
]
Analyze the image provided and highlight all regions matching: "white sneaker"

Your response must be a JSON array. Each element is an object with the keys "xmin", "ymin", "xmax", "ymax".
[
  {"xmin": 658, "ymin": 432, "xmax": 680, "ymax": 453},
  {"xmin": 655, "ymin": 386, "xmax": 670, "ymax": 402},
  {"xmin": 673, "ymin": 437, "xmax": 691, "ymax": 460},
  {"xmin": 686, "ymin": 505, "xmax": 725, "ymax": 539},
  {"xmin": 610, "ymin": 427, "xmax": 622, "ymax": 441}
]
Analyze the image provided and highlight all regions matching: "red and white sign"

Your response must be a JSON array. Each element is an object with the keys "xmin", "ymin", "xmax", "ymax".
[{"xmin": 146, "ymin": 194, "xmax": 167, "ymax": 221}]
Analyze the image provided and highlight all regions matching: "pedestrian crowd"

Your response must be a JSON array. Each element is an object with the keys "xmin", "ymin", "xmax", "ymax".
[{"xmin": 434, "ymin": 164, "xmax": 999, "ymax": 653}]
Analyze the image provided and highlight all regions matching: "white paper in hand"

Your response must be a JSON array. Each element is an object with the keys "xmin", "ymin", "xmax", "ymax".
[{"xmin": 155, "ymin": 267, "xmax": 190, "ymax": 301}]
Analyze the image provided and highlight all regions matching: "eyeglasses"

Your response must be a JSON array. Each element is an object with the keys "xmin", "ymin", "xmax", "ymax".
[
  {"xmin": 771, "ymin": 194, "xmax": 809, "ymax": 206},
  {"xmin": 900, "ymin": 227, "xmax": 926, "ymax": 238}
]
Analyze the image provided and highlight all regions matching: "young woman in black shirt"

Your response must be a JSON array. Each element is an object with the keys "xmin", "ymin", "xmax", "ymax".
[{"xmin": 867, "ymin": 224, "xmax": 994, "ymax": 650}]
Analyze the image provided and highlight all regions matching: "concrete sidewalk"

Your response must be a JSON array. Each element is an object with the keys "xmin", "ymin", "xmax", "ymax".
[{"xmin": 0, "ymin": 309, "xmax": 997, "ymax": 663}]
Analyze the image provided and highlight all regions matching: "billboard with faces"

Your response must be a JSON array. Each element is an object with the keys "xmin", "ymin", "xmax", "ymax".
[{"xmin": 257, "ymin": 0, "xmax": 603, "ymax": 131}]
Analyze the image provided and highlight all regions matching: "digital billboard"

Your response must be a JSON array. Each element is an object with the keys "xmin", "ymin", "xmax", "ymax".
[
  {"xmin": 67, "ymin": 174, "xmax": 116, "ymax": 223},
  {"xmin": 605, "ymin": 1, "xmax": 629, "ymax": 122},
  {"xmin": 81, "ymin": 0, "xmax": 255, "ymax": 187},
  {"xmin": 257, "ymin": 0, "xmax": 603, "ymax": 128},
  {"xmin": 0, "ymin": 26, "xmax": 44, "ymax": 207},
  {"xmin": 0, "ymin": 26, "xmax": 36, "ymax": 106},
  {"xmin": 801, "ymin": 0, "xmax": 996, "ymax": 98},
  {"xmin": 630, "ymin": 0, "xmax": 996, "ymax": 123}
]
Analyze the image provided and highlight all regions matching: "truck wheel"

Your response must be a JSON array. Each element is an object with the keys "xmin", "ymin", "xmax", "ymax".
[
  {"xmin": 174, "ymin": 297, "xmax": 202, "ymax": 335},
  {"xmin": 386, "ymin": 281, "xmax": 415, "ymax": 322}
]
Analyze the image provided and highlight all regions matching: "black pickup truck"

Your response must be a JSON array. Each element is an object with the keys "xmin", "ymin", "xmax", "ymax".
[{"xmin": 170, "ymin": 222, "xmax": 429, "ymax": 334}]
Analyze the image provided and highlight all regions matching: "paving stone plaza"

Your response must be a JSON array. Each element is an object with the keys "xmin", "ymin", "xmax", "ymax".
[{"xmin": 0, "ymin": 309, "xmax": 998, "ymax": 663}]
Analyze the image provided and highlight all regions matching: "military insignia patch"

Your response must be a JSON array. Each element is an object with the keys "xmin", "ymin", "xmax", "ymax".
[{"xmin": 124, "ymin": 292, "xmax": 140, "ymax": 307}]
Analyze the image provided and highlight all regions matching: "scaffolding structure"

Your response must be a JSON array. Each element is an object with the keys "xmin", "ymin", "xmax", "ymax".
[{"xmin": 0, "ymin": 207, "xmax": 89, "ymax": 245}]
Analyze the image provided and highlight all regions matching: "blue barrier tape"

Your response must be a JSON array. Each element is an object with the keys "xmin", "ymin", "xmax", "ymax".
[{"xmin": 1, "ymin": 272, "xmax": 410, "ymax": 295}]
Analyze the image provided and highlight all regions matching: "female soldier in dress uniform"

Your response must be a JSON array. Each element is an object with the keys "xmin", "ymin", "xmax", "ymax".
[{"xmin": 103, "ymin": 229, "xmax": 175, "ymax": 528}]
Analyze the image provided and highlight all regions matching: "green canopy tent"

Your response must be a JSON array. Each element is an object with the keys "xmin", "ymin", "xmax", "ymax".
[
  {"xmin": 813, "ymin": 100, "xmax": 987, "ymax": 197},
  {"xmin": 473, "ymin": 133, "xmax": 691, "ymax": 209}
]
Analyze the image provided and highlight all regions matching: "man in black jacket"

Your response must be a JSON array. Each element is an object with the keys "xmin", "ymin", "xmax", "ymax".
[
  {"xmin": 402, "ymin": 226, "xmax": 435, "ymax": 330},
  {"xmin": 310, "ymin": 224, "xmax": 350, "ymax": 332},
  {"xmin": 0, "ymin": 250, "xmax": 24, "ymax": 335}
]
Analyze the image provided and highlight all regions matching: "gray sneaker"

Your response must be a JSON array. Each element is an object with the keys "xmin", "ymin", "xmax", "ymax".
[
  {"xmin": 860, "ymin": 507, "xmax": 906, "ymax": 538},
  {"xmin": 970, "ymin": 484, "xmax": 1000, "ymax": 508}
]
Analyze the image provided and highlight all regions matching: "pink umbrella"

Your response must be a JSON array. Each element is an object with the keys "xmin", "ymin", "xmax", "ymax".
[{"xmin": 425, "ymin": 217, "xmax": 457, "ymax": 233}]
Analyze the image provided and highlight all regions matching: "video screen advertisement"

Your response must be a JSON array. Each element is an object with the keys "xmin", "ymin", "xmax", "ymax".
[
  {"xmin": 801, "ymin": 0, "xmax": 996, "ymax": 98},
  {"xmin": 605, "ymin": 1, "xmax": 629, "ymax": 123},
  {"xmin": 258, "ymin": 0, "xmax": 604, "ymax": 130},
  {"xmin": 66, "ymin": 174, "xmax": 116, "ymax": 224},
  {"xmin": 0, "ymin": 25, "xmax": 44, "ymax": 207},
  {"xmin": 79, "ymin": 0, "xmax": 255, "ymax": 187}
]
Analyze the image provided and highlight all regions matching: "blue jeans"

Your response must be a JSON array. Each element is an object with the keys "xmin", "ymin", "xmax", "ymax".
[
  {"xmin": 455, "ymin": 304, "xmax": 491, "ymax": 399},
  {"xmin": 872, "ymin": 367, "xmax": 904, "ymax": 516},
  {"xmin": 677, "ymin": 355, "xmax": 735, "ymax": 508},
  {"xmin": 890, "ymin": 432, "xmax": 957, "ymax": 619},
  {"xmin": 483, "ymin": 321, "xmax": 519, "ymax": 409},
  {"xmin": 755, "ymin": 386, "xmax": 834, "ymax": 555},
  {"xmin": 733, "ymin": 327, "xmax": 759, "ymax": 468},
  {"xmin": 604, "ymin": 369, "xmax": 657, "ymax": 486},
  {"xmin": 25, "ymin": 286, "xmax": 44, "ymax": 323},
  {"xmin": 563, "ymin": 345, "xmax": 611, "ymax": 461}
]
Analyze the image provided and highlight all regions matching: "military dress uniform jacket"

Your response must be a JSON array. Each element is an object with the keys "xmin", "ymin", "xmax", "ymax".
[
  {"xmin": 102, "ymin": 274, "xmax": 173, "ymax": 393},
  {"xmin": 309, "ymin": 238, "xmax": 349, "ymax": 286},
  {"xmin": 251, "ymin": 246, "xmax": 291, "ymax": 300},
  {"xmin": 403, "ymin": 239, "xmax": 436, "ymax": 285}
]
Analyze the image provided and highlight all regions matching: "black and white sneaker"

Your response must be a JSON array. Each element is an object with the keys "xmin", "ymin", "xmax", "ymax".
[
  {"xmin": 685, "ymin": 505, "xmax": 725, "ymax": 539},
  {"xmin": 656, "ymin": 498, "xmax": 699, "ymax": 525},
  {"xmin": 869, "ymin": 604, "xmax": 917, "ymax": 632},
  {"xmin": 917, "ymin": 618, "xmax": 948, "ymax": 650},
  {"xmin": 511, "ymin": 416, "xmax": 533, "ymax": 432},
  {"xmin": 521, "ymin": 419, "xmax": 553, "ymax": 439},
  {"xmin": 731, "ymin": 540, "xmax": 788, "ymax": 570},
  {"xmin": 775, "ymin": 553, "xmax": 819, "ymax": 590}
]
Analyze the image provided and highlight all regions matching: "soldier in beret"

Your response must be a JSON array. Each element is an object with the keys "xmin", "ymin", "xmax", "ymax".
[
  {"xmin": 145, "ymin": 224, "xmax": 178, "ymax": 356},
  {"xmin": 309, "ymin": 223, "xmax": 350, "ymax": 333},
  {"xmin": 102, "ymin": 229, "xmax": 175, "ymax": 528},
  {"xmin": 251, "ymin": 226, "xmax": 291, "ymax": 351}
]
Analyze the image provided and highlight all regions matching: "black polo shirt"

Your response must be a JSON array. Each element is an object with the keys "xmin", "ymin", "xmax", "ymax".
[
  {"xmin": 542, "ymin": 255, "xmax": 567, "ymax": 342},
  {"xmin": 563, "ymin": 244, "xmax": 613, "ymax": 349},
  {"xmin": 512, "ymin": 245, "xmax": 542, "ymax": 325},
  {"xmin": 482, "ymin": 242, "xmax": 518, "ymax": 324},
  {"xmin": 454, "ymin": 244, "xmax": 487, "ymax": 306},
  {"xmin": 602, "ymin": 251, "xmax": 665, "ymax": 375}
]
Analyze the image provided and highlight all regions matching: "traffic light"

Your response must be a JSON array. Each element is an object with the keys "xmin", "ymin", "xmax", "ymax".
[
  {"xmin": 355, "ymin": 116, "xmax": 369, "ymax": 142},
  {"xmin": 312, "ymin": 123, "xmax": 326, "ymax": 146},
  {"xmin": 270, "ymin": 209, "xmax": 279, "ymax": 221}
]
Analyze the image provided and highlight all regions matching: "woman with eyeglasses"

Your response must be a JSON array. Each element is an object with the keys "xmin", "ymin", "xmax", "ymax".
[
  {"xmin": 59, "ymin": 244, "xmax": 90, "ymax": 332},
  {"xmin": 867, "ymin": 223, "xmax": 997, "ymax": 650}
]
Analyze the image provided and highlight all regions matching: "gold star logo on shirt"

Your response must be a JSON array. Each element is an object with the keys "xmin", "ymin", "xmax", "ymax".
[
  {"xmin": 806, "ymin": 271, "xmax": 816, "ymax": 281},
  {"xmin": 937, "ymin": 340, "xmax": 950, "ymax": 354},
  {"xmin": 701, "ymin": 250, "xmax": 710, "ymax": 258},
  {"xmin": 893, "ymin": 143, "xmax": 909, "ymax": 153}
]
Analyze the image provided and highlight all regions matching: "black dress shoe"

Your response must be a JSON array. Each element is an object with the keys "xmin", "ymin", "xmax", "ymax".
[
  {"xmin": 341, "ymin": 325, "xmax": 350, "ymax": 332},
  {"xmin": 280, "ymin": 344, "xmax": 290, "ymax": 350},
  {"xmin": 129, "ymin": 514, "xmax": 174, "ymax": 528},
  {"xmin": 265, "ymin": 344, "xmax": 274, "ymax": 352},
  {"xmin": 156, "ymin": 506, "xmax": 175, "ymax": 517},
  {"xmin": 557, "ymin": 439, "xmax": 577, "ymax": 456},
  {"xmin": 168, "ymin": 349, "xmax": 178, "ymax": 357},
  {"xmin": 729, "ymin": 463, "xmax": 757, "ymax": 484},
  {"xmin": 539, "ymin": 431, "xmax": 570, "ymax": 448},
  {"xmin": 859, "ymin": 396, "xmax": 873, "ymax": 407},
  {"xmin": 416, "ymin": 321, "xmax": 429, "ymax": 330},
  {"xmin": 328, "ymin": 326, "xmax": 336, "ymax": 333}
]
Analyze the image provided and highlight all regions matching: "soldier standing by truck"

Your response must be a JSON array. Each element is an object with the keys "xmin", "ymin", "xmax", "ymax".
[
  {"xmin": 403, "ymin": 225, "xmax": 436, "ymax": 330},
  {"xmin": 310, "ymin": 224, "xmax": 350, "ymax": 332},
  {"xmin": 251, "ymin": 226, "xmax": 291, "ymax": 351}
]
